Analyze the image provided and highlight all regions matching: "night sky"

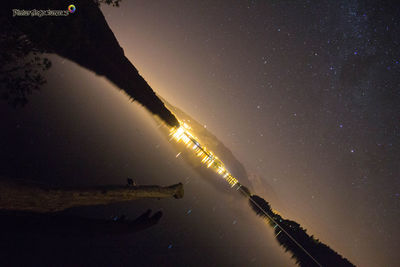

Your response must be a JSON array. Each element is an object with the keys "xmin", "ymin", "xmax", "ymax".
[
  {"xmin": 1, "ymin": 0, "xmax": 399, "ymax": 266},
  {"xmin": 100, "ymin": 1, "xmax": 399, "ymax": 266}
]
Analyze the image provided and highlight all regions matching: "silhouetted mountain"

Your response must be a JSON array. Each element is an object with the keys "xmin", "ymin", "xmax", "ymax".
[
  {"xmin": 1, "ymin": 0, "xmax": 179, "ymax": 127},
  {"xmin": 247, "ymin": 173, "xmax": 285, "ymax": 212},
  {"xmin": 157, "ymin": 99, "xmax": 354, "ymax": 266},
  {"xmin": 249, "ymin": 194, "xmax": 355, "ymax": 267},
  {"xmin": 161, "ymin": 99, "xmax": 254, "ymax": 191}
]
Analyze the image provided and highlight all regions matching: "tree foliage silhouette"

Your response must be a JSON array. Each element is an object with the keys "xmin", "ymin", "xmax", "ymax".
[
  {"xmin": 0, "ymin": 19, "xmax": 51, "ymax": 107},
  {"xmin": 94, "ymin": 0, "xmax": 122, "ymax": 7},
  {"xmin": 249, "ymin": 195, "xmax": 355, "ymax": 267},
  {"xmin": 0, "ymin": 0, "xmax": 123, "ymax": 107},
  {"xmin": 1, "ymin": 0, "xmax": 179, "ymax": 127}
]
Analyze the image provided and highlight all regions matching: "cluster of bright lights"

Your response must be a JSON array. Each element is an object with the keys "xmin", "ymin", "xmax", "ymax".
[
  {"xmin": 171, "ymin": 124, "xmax": 321, "ymax": 266},
  {"xmin": 170, "ymin": 122, "xmax": 239, "ymax": 187}
]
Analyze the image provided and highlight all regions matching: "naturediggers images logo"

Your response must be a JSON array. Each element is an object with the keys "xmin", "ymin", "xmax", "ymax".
[
  {"xmin": 13, "ymin": 4, "xmax": 76, "ymax": 17},
  {"xmin": 68, "ymin": 5, "xmax": 76, "ymax": 13}
]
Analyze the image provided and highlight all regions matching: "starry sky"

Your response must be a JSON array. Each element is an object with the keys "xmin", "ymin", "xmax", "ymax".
[
  {"xmin": 0, "ymin": 56, "xmax": 296, "ymax": 266},
  {"xmin": 99, "ymin": 1, "xmax": 399, "ymax": 266},
  {"xmin": 1, "ymin": 0, "xmax": 399, "ymax": 266}
]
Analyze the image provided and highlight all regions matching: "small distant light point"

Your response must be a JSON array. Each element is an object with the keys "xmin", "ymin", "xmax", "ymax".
[
  {"xmin": 339, "ymin": 124, "xmax": 343, "ymax": 128},
  {"xmin": 168, "ymin": 244, "xmax": 173, "ymax": 249},
  {"xmin": 354, "ymin": 51, "xmax": 358, "ymax": 55},
  {"xmin": 350, "ymin": 149, "xmax": 355, "ymax": 153}
]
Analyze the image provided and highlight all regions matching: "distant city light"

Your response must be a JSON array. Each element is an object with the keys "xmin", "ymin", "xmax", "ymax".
[{"xmin": 170, "ymin": 122, "xmax": 239, "ymax": 187}]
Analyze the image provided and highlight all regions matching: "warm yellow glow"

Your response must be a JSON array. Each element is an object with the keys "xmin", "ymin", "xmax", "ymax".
[
  {"xmin": 170, "ymin": 121, "xmax": 240, "ymax": 189},
  {"xmin": 207, "ymin": 160, "xmax": 214, "ymax": 168}
]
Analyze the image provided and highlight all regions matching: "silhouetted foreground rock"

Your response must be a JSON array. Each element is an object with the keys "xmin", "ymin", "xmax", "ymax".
[
  {"xmin": 2, "ymin": 0, "xmax": 179, "ymax": 127},
  {"xmin": 0, "ymin": 178, "xmax": 183, "ymax": 212}
]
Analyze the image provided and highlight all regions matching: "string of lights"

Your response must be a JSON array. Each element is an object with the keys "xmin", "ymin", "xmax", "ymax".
[{"xmin": 169, "ymin": 121, "xmax": 322, "ymax": 266}]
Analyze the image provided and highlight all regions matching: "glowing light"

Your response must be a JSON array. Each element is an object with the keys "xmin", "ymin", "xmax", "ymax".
[{"xmin": 169, "ymin": 121, "xmax": 240, "ymax": 189}]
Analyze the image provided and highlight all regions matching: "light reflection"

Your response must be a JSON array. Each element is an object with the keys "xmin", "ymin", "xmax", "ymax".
[{"xmin": 170, "ymin": 121, "xmax": 239, "ymax": 187}]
